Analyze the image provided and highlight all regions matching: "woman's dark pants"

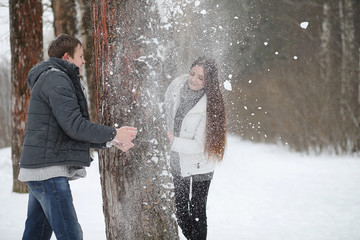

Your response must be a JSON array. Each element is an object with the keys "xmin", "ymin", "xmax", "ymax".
[{"xmin": 173, "ymin": 175, "xmax": 211, "ymax": 240}]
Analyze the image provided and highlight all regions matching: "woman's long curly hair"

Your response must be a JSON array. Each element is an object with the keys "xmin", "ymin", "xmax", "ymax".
[{"xmin": 190, "ymin": 57, "xmax": 226, "ymax": 162}]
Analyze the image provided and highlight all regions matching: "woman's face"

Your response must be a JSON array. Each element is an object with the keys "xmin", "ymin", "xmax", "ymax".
[{"xmin": 188, "ymin": 65, "xmax": 205, "ymax": 91}]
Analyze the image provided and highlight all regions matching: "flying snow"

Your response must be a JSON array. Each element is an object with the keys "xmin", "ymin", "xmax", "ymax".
[
  {"xmin": 300, "ymin": 22, "xmax": 309, "ymax": 29},
  {"xmin": 223, "ymin": 80, "xmax": 232, "ymax": 91}
]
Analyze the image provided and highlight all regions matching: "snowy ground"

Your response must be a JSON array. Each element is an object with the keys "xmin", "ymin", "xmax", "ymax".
[{"xmin": 1, "ymin": 135, "xmax": 360, "ymax": 240}]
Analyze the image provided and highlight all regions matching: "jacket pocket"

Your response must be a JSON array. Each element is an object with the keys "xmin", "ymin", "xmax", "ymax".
[{"xmin": 54, "ymin": 132, "xmax": 64, "ymax": 154}]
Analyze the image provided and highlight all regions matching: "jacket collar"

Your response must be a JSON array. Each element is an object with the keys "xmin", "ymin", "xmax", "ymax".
[
  {"xmin": 27, "ymin": 57, "xmax": 79, "ymax": 89},
  {"xmin": 48, "ymin": 57, "xmax": 79, "ymax": 79},
  {"xmin": 189, "ymin": 95, "xmax": 206, "ymax": 114}
]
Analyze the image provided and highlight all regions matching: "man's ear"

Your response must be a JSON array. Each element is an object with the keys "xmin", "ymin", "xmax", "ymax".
[{"xmin": 62, "ymin": 52, "xmax": 70, "ymax": 61}]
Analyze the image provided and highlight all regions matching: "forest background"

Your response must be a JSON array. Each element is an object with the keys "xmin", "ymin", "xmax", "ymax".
[
  {"xmin": 1, "ymin": 0, "xmax": 360, "ymax": 154},
  {"xmin": 1, "ymin": 0, "xmax": 360, "ymax": 238}
]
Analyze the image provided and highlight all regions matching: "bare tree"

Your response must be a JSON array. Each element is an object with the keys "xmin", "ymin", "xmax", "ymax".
[
  {"xmin": 9, "ymin": 0, "xmax": 43, "ymax": 193},
  {"xmin": 339, "ymin": 0, "xmax": 359, "ymax": 150},
  {"xmin": 0, "ymin": 57, "xmax": 11, "ymax": 148},
  {"xmin": 51, "ymin": 0, "xmax": 77, "ymax": 36},
  {"xmin": 318, "ymin": 1, "xmax": 340, "ymax": 151},
  {"xmin": 92, "ymin": 1, "xmax": 178, "ymax": 239},
  {"xmin": 78, "ymin": 0, "xmax": 97, "ymax": 121}
]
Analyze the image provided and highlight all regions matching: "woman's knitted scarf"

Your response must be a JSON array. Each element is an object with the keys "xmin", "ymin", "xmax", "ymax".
[{"xmin": 173, "ymin": 82, "xmax": 205, "ymax": 137}]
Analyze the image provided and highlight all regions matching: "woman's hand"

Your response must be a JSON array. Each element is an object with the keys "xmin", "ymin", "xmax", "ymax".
[{"xmin": 167, "ymin": 131, "xmax": 174, "ymax": 145}]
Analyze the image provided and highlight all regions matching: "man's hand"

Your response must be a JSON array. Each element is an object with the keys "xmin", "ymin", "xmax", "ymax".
[
  {"xmin": 114, "ymin": 126, "xmax": 137, "ymax": 142},
  {"xmin": 112, "ymin": 126, "xmax": 137, "ymax": 152}
]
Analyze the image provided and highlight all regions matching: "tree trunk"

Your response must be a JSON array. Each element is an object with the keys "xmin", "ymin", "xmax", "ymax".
[
  {"xmin": 319, "ymin": 1, "xmax": 341, "ymax": 150},
  {"xmin": 339, "ymin": 0, "xmax": 359, "ymax": 150},
  {"xmin": 92, "ymin": 1, "xmax": 179, "ymax": 239},
  {"xmin": 318, "ymin": 2, "xmax": 332, "ymax": 149},
  {"xmin": 78, "ymin": 0, "xmax": 97, "ymax": 122},
  {"xmin": 320, "ymin": 3, "xmax": 331, "ymax": 87},
  {"xmin": 51, "ymin": 0, "xmax": 77, "ymax": 36},
  {"xmin": 0, "ymin": 58, "xmax": 11, "ymax": 148},
  {"xmin": 9, "ymin": 0, "xmax": 43, "ymax": 193}
]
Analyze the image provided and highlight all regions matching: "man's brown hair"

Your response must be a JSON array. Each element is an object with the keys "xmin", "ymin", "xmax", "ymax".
[{"xmin": 48, "ymin": 34, "xmax": 82, "ymax": 58}]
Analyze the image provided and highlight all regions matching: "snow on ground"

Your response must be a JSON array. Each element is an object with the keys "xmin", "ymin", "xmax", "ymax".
[{"xmin": 1, "ymin": 135, "xmax": 360, "ymax": 240}]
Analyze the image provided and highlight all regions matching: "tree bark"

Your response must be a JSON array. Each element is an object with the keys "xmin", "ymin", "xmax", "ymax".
[
  {"xmin": 92, "ymin": 1, "xmax": 179, "ymax": 239},
  {"xmin": 9, "ymin": 0, "xmax": 43, "ymax": 193},
  {"xmin": 51, "ymin": 0, "xmax": 77, "ymax": 36}
]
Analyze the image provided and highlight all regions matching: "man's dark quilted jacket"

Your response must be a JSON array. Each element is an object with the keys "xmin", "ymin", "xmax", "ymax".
[{"xmin": 20, "ymin": 57, "xmax": 116, "ymax": 168}]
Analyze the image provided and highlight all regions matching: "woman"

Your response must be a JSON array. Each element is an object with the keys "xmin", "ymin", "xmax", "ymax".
[{"xmin": 165, "ymin": 56, "xmax": 226, "ymax": 239}]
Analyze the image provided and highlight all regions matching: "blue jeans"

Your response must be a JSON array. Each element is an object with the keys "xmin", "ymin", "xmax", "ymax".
[{"xmin": 22, "ymin": 177, "xmax": 83, "ymax": 240}]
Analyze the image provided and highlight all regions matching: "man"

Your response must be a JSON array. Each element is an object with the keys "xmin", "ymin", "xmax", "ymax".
[{"xmin": 19, "ymin": 34, "xmax": 137, "ymax": 240}]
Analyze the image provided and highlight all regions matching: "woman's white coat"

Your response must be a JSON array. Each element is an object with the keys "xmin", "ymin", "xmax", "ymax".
[{"xmin": 165, "ymin": 74, "xmax": 216, "ymax": 177}]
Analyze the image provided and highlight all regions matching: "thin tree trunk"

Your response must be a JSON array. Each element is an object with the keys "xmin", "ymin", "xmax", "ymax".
[
  {"xmin": 0, "ymin": 58, "xmax": 11, "ymax": 148},
  {"xmin": 92, "ymin": 1, "xmax": 178, "ymax": 239},
  {"xmin": 320, "ymin": 3, "xmax": 331, "ymax": 87},
  {"xmin": 51, "ymin": 0, "xmax": 77, "ymax": 36},
  {"xmin": 78, "ymin": 0, "xmax": 96, "ymax": 122},
  {"xmin": 339, "ymin": 0, "xmax": 358, "ymax": 150},
  {"xmin": 9, "ymin": 0, "xmax": 43, "ymax": 193},
  {"xmin": 319, "ymin": 2, "xmax": 338, "ymax": 150},
  {"xmin": 353, "ymin": 0, "xmax": 360, "ymax": 150},
  {"xmin": 319, "ymin": 2, "xmax": 332, "ymax": 142}
]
